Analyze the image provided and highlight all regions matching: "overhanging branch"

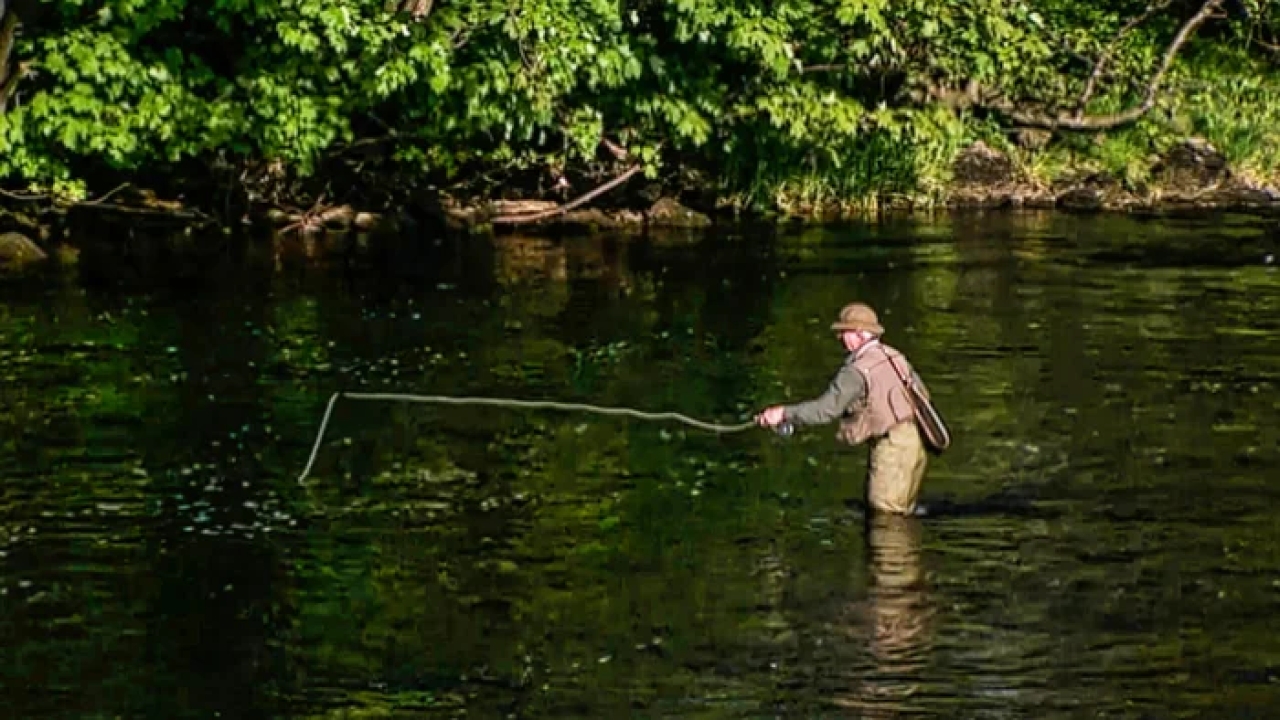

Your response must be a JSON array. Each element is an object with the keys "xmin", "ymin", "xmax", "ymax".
[
  {"xmin": 1075, "ymin": 0, "xmax": 1174, "ymax": 117},
  {"xmin": 986, "ymin": 0, "xmax": 1224, "ymax": 131}
]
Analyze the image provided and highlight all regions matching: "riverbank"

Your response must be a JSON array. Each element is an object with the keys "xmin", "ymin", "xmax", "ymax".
[{"xmin": 3, "ymin": 136, "xmax": 1280, "ymax": 271}]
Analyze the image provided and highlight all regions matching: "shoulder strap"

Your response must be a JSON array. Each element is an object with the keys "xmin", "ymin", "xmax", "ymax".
[{"xmin": 880, "ymin": 346, "xmax": 913, "ymax": 388}]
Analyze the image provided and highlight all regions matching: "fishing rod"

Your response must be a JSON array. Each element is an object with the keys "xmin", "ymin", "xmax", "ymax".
[{"xmin": 296, "ymin": 391, "xmax": 792, "ymax": 484}]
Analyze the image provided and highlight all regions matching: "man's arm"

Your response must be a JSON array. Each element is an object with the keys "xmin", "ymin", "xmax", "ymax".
[{"xmin": 782, "ymin": 362, "xmax": 867, "ymax": 426}]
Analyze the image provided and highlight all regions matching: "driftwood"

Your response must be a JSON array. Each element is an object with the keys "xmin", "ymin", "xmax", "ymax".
[
  {"xmin": 72, "ymin": 184, "xmax": 211, "ymax": 221},
  {"xmin": 71, "ymin": 202, "xmax": 208, "ymax": 222},
  {"xmin": 490, "ymin": 200, "xmax": 559, "ymax": 216},
  {"xmin": 490, "ymin": 164, "xmax": 644, "ymax": 225},
  {"xmin": 1, "ymin": 181, "xmax": 213, "ymax": 225}
]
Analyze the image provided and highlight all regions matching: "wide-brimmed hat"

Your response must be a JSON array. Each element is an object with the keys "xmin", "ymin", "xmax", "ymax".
[{"xmin": 830, "ymin": 302, "xmax": 885, "ymax": 335}]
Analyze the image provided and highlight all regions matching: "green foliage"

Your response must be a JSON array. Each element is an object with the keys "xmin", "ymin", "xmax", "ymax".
[
  {"xmin": 0, "ymin": 0, "xmax": 1278, "ymax": 207},
  {"xmin": 1176, "ymin": 48, "xmax": 1280, "ymax": 181}
]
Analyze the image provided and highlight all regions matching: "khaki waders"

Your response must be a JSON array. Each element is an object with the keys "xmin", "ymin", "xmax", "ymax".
[{"xmin": 865, "ymin": 421, "xmax": 928, "ymax": 515}]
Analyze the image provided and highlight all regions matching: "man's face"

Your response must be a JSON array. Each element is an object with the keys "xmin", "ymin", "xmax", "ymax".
[{"xmin": 839, "ymin": 330, "xmax": 874, "ymax": 352}]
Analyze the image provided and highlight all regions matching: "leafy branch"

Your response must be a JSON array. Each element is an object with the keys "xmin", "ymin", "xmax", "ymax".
[
  {"xmin": 1074, "ymin": 0, "xmax": 1174, "ymax": 118},
  {"xmin": 982, "ymin": 0, "xmax": 1226, "ymax": 130}
]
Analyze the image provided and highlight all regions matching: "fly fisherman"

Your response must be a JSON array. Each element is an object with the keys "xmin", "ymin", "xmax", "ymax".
[{"xmin": 755, "ymin": 303, "xmax": 932, "ymax": 515}]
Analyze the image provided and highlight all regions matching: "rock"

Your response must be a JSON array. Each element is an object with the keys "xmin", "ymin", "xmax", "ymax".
[
  {"xmin": 54, "ymin": 244, "xmax": 81, "ymax": 265},
  {"xmin": 353, "ymin": 211, "xmax": 382, "ymax": 231},
  {"xmin": 1154, "ymin": 138, "xmax": 1227, "ymax": 195},
  {"xmin": 1186, "ymin": 177, "xmax": 1280, "ymax": 209},
  {"xmin": 0, "ymin": 232, "xmax": 47, "ymax": 266},
  {"xmin": 944, "ymin": 140, "xmax": 1057, "ymax": 208},
  {"xmin": 558, "ymin": 208, "xmax": 620, "ymax": 228},
  {"xmin": 952, "ymin": 141, "xmax": 1015, "ymax": 185},
  {"xmin": 646, "ymin": 198, "xmax": 711, "ymax": 228},
  {"xmin": 1057, "ymin": 185, "xmax": 1105, "ymax": 211},
  {"xmin": 0, "ymin": 209, "xmax": 40, "ymax": 235},
  {"xmin": 636, "ymin": 183, "xmax": 664, "ymax": 204},
  {"xmin": 1055, "ymin": 173, "xmax": 1140, "ymax": 211},
  {"xmin": 1213, "ymin": 181, "xmax": 1280, "ymax": 205},
  {"xmin": 416, "ymin": 192, "xmax": 483, "ymax": 231},
  {"xmin": 611, "ymin": 209, "xmax": 646, "ymax": 226}
]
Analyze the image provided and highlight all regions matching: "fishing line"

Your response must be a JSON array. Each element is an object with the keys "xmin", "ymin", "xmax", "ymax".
[{"xmin": 297, "ymin": 391, "xmax": 758, "ymax": 484}]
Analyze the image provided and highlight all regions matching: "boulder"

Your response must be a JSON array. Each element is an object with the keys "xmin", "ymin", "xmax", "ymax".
[
  {"xmin": 1056, "ymin": 184, "xmax": 1106, "ymax": 211},
  {"xmin": 952, "ymin": 140, "xmax": 1015, "ymax": 185},
  {"xmin": 0, "ymin": 231, "xmax": 47, "ymax": 266},
  {"xmin": 946, "ymin": 141, "xmax": 1054, "ymax": 208},
  {"xmin": 1054, "ymin": 173, "xmax": 1142, "ymax": 211},
  {"xmin": 1154, "ymin": 138, "xmax": 1227, "ymax": 195},
  {"xmin": 646, "ymin": 197, "xmax": 711, "ymax": 228}
]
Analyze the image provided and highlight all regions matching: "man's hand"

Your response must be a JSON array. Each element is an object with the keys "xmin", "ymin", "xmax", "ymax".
[{"xmin": 755, "ymin": 405, "xmax": 786, "ymax": 428}]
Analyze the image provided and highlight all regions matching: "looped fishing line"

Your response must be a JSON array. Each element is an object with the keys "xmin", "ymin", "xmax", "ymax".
[{"xmin": 297, "ymin": 391, "xmax": 757, "ymax": 483}]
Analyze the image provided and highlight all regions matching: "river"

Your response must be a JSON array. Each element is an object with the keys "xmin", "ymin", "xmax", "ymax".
[{"xmin": 2, "ymin": 211, "xmax": 1278, "ymax": 717}]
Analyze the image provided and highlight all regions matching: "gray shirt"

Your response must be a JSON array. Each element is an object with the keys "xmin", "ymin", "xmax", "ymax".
[
  {"xmin": 782, "ymin": 343, "xmax": 927, "ymax": 427},
  {"xmin": 782, "ymin": 352, "xmax": 866, "ymax": 426}
]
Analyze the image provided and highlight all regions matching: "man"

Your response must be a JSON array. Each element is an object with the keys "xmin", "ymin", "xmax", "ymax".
[{"xmin": 755, "ymin": 302, "xmax": 930, "ymax": 515}]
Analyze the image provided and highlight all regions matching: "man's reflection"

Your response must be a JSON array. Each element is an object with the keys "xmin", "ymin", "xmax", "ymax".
[{"xmin": 831, "ymin": 513, "xmax": 936, "ymax": 716}]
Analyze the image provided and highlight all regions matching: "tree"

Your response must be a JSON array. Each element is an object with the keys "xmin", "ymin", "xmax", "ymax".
[{"xmin": 0, "ymin": 0, "xmax": 1276, "ymax": 212}]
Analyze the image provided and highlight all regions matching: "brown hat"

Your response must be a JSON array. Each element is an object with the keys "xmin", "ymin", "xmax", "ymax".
[{"xmin": 830, "ymin": 302, "xmax": 885, "ymax": 335}]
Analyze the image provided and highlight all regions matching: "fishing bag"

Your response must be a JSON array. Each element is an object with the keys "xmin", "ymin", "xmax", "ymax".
[{"xmin": 885, "ymin": 353, "xmax": 951, "ymax": 454}]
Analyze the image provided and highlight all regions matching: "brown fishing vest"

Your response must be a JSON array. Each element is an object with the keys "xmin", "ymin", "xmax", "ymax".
[{"xmin": 837, "ymin": 342, "xmax": 918, "ymax": 446}]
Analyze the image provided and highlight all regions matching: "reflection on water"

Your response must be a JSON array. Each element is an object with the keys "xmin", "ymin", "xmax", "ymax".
[
  {"xmin": 830, "ymin": 515, "xmax": 935, "ymax": 717},
  {"xmin": 2, "ymin": 212, "xmax": 1279, "ymax": 718}
]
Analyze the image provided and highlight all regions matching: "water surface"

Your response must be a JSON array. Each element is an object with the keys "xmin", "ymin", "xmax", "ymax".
[{"xmin": 2, "ymin": 212, "xmax": 1279, "ymax": 718}]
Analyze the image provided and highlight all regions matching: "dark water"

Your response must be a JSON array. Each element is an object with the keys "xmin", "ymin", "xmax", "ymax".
[{"xmin": 2, "ymin": 212, "xmax": 1279, "ymax": 718}]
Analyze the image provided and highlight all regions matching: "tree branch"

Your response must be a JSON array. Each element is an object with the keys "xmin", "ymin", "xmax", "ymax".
[
  {"xmin": 0, "ymin": 186, "xmax": 47, "ymax": 201},
  {"xmin": 1252, "ymin": 32, "xmax": 1280, "ymax": 52},
  {"xmin": 1075, "ymin": 0, "xmax": 1174, "ymax": 117},
  {"xmin": 490, "ymin": 164, "xmax": 644, "ymax": 225},
  {"xmin": 387, "ymin": 0, "xmax": 432, "ymax": 20},
  {"xmin": 0, "ymin": 3, "xmax": 19, "ymax": 113},
  {"xmin": 801, "ymin": 63, "xmax": 846, "ymax": 73},
  {"xmin": 987, "ymin": 0, "xmax": 1224, "ymax": 131},
  {"xmin": 78, "ymin": 182, "xmax": 132, "ymax": 206}
]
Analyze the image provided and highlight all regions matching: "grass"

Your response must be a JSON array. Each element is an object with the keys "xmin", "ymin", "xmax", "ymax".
[
  {"xmin": 719, "ymin": 111, "xmax": 970, "ymax": 217},
  {"xmin": 1177, "ymin": 57, "xmax": 1280, "ymax": 186}
]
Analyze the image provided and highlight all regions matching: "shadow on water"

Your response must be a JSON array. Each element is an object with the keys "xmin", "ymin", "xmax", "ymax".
[{"xmin": 2, "ymin": 212, "xmax": 1279, "ymax": 718}]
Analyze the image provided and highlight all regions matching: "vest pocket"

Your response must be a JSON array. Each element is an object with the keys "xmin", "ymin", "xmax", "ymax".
[{"xmin": 887, "ymin": 385, "xmax": 914, "ymax": 423}]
